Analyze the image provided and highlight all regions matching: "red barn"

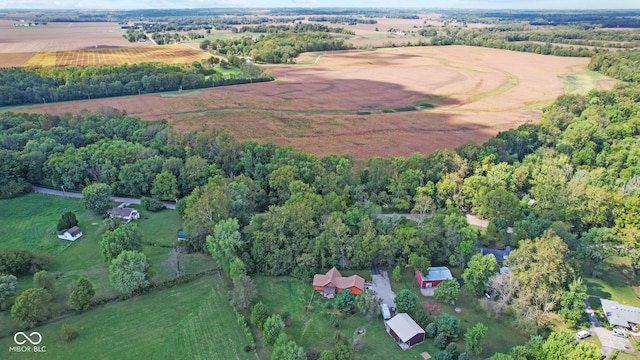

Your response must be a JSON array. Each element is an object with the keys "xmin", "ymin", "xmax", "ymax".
[
  {"xmin": 415, "ymin": 267, "xmax": 453, "ymax": 288},
  {"xmin": 313, "ymin": 267, "xmax": 365, "ymax": 298},
  {"xmin": 385, "ymin": 313, "xmax": 426, "ymax": 350}
]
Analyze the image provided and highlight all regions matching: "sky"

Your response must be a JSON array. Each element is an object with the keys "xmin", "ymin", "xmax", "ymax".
[{"xmin": 1, "ymin": 0, "xmax": 639, "ymax": 10}]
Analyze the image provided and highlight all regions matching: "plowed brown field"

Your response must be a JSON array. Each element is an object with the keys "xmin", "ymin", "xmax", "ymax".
[{"xmin": 11, "ymin": 46, "xmax": 612, "ymax": 159}]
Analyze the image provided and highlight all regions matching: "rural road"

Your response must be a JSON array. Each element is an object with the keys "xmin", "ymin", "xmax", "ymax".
[
  {"xmin": 32, "ymin": 186, "xmax": 508, "ymax": 228},
  {"xmin": 32, "ymin": 185, "xmax": 176, "ymax": 209}
]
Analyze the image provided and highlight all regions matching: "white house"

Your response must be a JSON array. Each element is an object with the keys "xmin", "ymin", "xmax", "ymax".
[
  {"xmin": 58, "ymin": 226, "xmax": 83, "ymax": 241},
  {"xmin": 107, "ymin": 207, "xmax": 140, "ymax": 222}
]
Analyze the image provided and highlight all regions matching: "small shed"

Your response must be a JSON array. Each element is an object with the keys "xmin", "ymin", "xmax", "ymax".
[
  {"xmin": 58, "ymin": 226, "xmax": 83, "ymax": 241},
  {"xmin": 385, "ymin": 313, "xmax": 425, "ymax": 350},
  {"xmin": 416, "ymin": 267, "xmax": 453, "ymax": 288}
]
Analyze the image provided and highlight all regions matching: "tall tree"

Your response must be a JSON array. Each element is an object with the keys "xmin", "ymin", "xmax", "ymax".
[
  {"xmin": 68, "ymin": 277, "xmax": 95, "ymax": 311},
  {"xmin": 434, "ymin": 279, "xmax": 460, "ymax": 305},
  {"xmin": 559, "ymin": 278, "xmax": 588, "ymax": 328},
  {"xmin": 507, "ymin": 230, "xmax": 574, "ymax": 301},
  {"xmin": 263, "ymin": 314, "xmax": 285, "ymax": 346},
  {"xmin": 82, "ymin": 182, "xmax": 113, "ymax": 214},
  {"xmin": 462, "ymin": 254, "xmax": 500, "ymax": 296},
  {"xmin": 100, "ymin": 223, "xmax": 143, "ymax": 262},
  {"xmin": 109, "ymin": 250, "xmax": 150, "ymax": 295},
  {"xmin": 334, "ymin": 290, "xmax": 355, "ymax": 314},
  {"xmin": 33, "ymin": 270, "xmax": 56, "ymax": 295},
  {"xmin": 206, "ymin": 218, "xmax": 242, "ymax": 276},
  {"xmin": 57, "ymin": 211, "xmax": 79, "ymax": 231},
  {"xmin": 464, "ymin": 323, "xmax": 488, "ymax": 355},
  {"xmin": 11, "ymin": 288, "xmax": 52, "ymax": 328},
  {"xmin": 151, "ymin": 170, "xmax": 179, "ymax": 200},
  {"xmin": 0, "ymin": 274, "xmax": 18, "ymax": 310},
  {"xmin": 395, "ymin": 289, "xmax": 419, "ymax": 314},
  {"xmin": 271, "ymin": 334, "xmax": 307, "ymax": 360}
]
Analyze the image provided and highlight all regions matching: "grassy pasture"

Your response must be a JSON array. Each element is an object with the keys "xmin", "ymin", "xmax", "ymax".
[
  {"xmin": 0, "ymin": 275, "xmax": 254, "ymax": 360},
  {"xmin": 0, "ymin": 193, "xmax": 216, "ymax": 338},
  {"xmin": 22, "ymin": 44, "xmax": 210, "ymax": 67}
]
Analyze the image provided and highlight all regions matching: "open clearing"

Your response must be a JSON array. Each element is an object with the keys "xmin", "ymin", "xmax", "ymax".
[
  {"xmin": 10, "ymin": 46, "xmax": 614, "ymax": 158},
  {"xmin": 0, "ymin": 276, "xmax": 253, "ymax": 360}
]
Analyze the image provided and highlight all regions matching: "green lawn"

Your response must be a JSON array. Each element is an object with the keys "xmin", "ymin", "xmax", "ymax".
[
  {"xmin": 0, "ymin": 193, "xmax": 216, "ymax": 338},
  {"xmin": 584, "ymin": 256, "xmax": 640, "ymax": 308},
  {"xmin": 255, "ymin": 276, "xmax": 433, "ymax": 360},
  {"xmin": 0, "ymin": 193, "xmax": 103, "ymax": 256},
  {"xmin": 390, "ymin": 267, "xmax": 528, "ymax": 358},
  {"xmin": 0, "ymin": 275, "xmax": 254, "ymax": 360}
]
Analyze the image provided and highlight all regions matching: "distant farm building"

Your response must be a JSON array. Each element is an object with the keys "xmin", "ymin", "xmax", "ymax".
[
  {"xmin": 57, "ymin": 226, "xmax": 83, "ymax": 241},
  {"xmin": 385, "ymin": 313, "xmax": 426, "ymax": 350},
  {"xmin": 313, "ymin": 267, "xmax": 365, "ymax": 298},
  {"xmin": 601, "ymin": 299, "xmax": 640, "ymax": 330},
  {"xmin": 416, "ymin": 267, "xmax": 453, "ymax": 288},
  {"xmin": 107, "ymin": 207, "xmax": 140, "ymax": 223},
  {"xmin": 480, "ymin": 246, "xmax": 512, "ymax": 267}
]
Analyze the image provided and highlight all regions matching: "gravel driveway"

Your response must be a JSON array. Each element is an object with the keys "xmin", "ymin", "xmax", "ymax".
[
  {"xmin": 592, "ymin": 327, "xmax": 633, "ymax": 356},
  {"xmin": 372, "ymin": 271, "xmax": 396, "ymax": 308}
]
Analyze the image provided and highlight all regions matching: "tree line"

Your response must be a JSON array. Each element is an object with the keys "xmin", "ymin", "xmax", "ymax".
[
  {"xmin": 0, "ymin": 62, "xmax": 272, "ymax": 107},
  {"xmin": 589, "ymin": 50, "xmax": 640, "ymax": 83},
  {"xmin": 201, "ymin": 30, "xmax": 347, "ymax": 64}
]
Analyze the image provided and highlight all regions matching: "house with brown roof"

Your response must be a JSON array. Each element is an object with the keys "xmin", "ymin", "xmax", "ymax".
[
  {"xmin": 312, "ymin": 267, "xmax": 365, "ymax": 298},
  {"xmin": 107, "ymin": 207, "xmax": 140, "ymax": 223},
  {"xmin": 57, "ymin": 226, "xmax": 83, "ymax": 241}
]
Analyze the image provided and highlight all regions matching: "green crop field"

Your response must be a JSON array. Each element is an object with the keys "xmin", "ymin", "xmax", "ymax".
[{"xmin": 0, "ymin": 275, "xmax": 254, "ymax": 360}]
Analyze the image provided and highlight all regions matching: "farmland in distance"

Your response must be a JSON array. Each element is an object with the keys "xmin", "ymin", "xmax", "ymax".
[{"xmin": 15, "ymin": 46, "xmax": 615, "ymax": 159}]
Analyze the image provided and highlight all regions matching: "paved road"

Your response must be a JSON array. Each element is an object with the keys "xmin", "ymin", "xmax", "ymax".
[{"xmin": 32, "ymin": 186, "xmax": 176, "ymax": 209}]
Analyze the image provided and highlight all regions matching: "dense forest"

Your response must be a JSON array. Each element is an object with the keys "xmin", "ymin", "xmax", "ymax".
[{"xmin": 0, "ymin": 62, "xmax": 272, "ymax": 107}]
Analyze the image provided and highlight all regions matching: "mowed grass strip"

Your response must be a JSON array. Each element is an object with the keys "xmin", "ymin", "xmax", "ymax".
[{"xmin": 0, "ymin": 275, "xmax": 254, "ymax": 360}]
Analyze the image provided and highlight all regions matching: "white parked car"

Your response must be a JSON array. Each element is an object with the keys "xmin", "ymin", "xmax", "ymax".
[{"xmin": 576, "ymin": 330, "xmax": 591, "ymax": 340}]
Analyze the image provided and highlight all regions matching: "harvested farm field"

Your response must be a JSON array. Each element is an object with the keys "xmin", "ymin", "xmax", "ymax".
[
  {"xmin": 10, "ymin": 46, "xmax": 614, "ymax": 159},
  {"xmin": 22, "ymin": 44, "xmax": 210, "ymax": 67},
  {"xmin": 0, "ymin": 20, "xmax": 145, "ymax": 54}
]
